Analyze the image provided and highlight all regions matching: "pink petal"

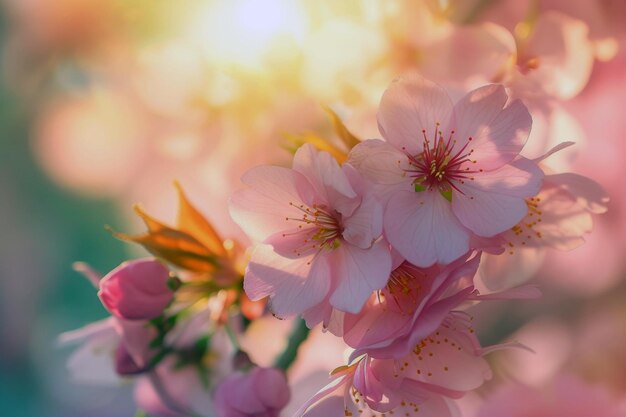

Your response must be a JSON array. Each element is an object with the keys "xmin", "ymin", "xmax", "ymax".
[
  {"xmin": 342, "ymin": 192, "xmax": 384, "ymax": 249},
  {"xmin": 244, "ymin": 245, "xmax": 330, "ymax": 318},
  {"xmin": 454, "ymin": 89, "xmax": 532, "ymax": 171},
  {"xmin": 352, "ymin": 359, "xmax": 389, "ymax": 407},
  {"xmin": 356, "ymin": 287, "xmax": 475, "ymax": 361},
  {"xmin": 224, "ymin": 373, "xmax": 265, "ymax": 414},
  {"xmin": 502, "ymin": 187, "xmax": 591, "ymax": 252},
  {"xmin": 546, "ymin": 173, "xmax": 609, "ymax": 214},
  {"xmin": 533, "ymin": 141, "xmax": 575, "ymax": 163},
  {"xmin": 252, "ymin": 368, "xmax": 290, "ymax": 409},
  {"xmin": 377, "ymin": 76, "xmax": 454, "ymax": 155},
  {"xmin": 420, "ymin": 23, "xmax": 516, "ymax": 85},
  {"xmin": 452, "ymin": 189, "xmax": 528, "ymax": 238},
  {"xmin": 301, "ymin": 298, "xmax": 334, "ymax": 330},
  {"xmin": 114, "ymin": 319, "xmax": 157, "ymax": 368},
  {"xmin": 399, "ymin": 322, "xmax": 492, "ymax": 392},
  {"xmin": 328, "ymin": 241, "xmax": 392, "ymax": 314},
  {"xmin": 294, "ymin": 373, "xmax": 350, "ymax": 417},
  {"xmin": 229, "ymin": 166, "xmax": 314, "ymax": 242},
  {"xmin": 347, "ymin": 139, "xmax": 409, "ymax": 199},
  {"xmin": 264, "ymin": 227, "xmax": 319, "ymax": 259},
  {"xmin": 525, "ymin": 12, "xmax": 594, "ymax": 100},
  {"xmin": 384, "ymin": 190, "xmax": 470, "ymax": 267},
  {"xmin": 343, "ymin": 299, "xmax": 412, "ymax": 352},
  {"xmin": 452, "ymin": 159, "xmax": 543, "ymax": 237},
  {"xmin": 469, "ymin": 285, "xmax": 542, "ymax": 300},
  {"xmin": 293, "ymin": 144, "xmax": 359, "ymax": 215},
  {"xmin": 300, "ymin": 395, "xmax": 346, "ymax": 417}
]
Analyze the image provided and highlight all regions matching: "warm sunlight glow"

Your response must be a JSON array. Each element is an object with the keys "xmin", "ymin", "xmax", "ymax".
[{"xmin": 191, "ymin": 0, "xmax": 307, "ymax": 70}]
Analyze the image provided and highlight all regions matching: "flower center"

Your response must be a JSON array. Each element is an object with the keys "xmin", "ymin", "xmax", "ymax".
[
  {"xmin": 285, "ymin": 202, "xmax": 343, "ymax": 252},
  {"xmin": 403, "ymin": 122, "xmax": 480, "ymax": 199},
  {"xmin": 382, "ymin": 263, "xmax": 425, "ymax": 314}
]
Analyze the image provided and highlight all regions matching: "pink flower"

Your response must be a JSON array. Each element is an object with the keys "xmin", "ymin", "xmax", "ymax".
[
  {"xmin": 59, "ymin": 316, "xmax": 159, "ymax": 379},
  {"xmin": 506, "ymin": 12, "xmax": 595, "ymax": 101},
  {"xmin": 214, "ymin": 367, "xmax": 290, "ymax": 417},
  {"xmin": 58, "ymin": 317, "xmax": 122, "ymax": 384},
  {"xmin": 229, "ymin": 143, "xmax": 392, "ymax": 317},
  {"xmin": 296, "ymin": 360, "xmax": 459, "ymax": 417},
  {"xmin": 342, "ymin": 253, "xmax": 482, "ymax": 359},
  {"xmin": 475, "ymin": 375, "xmax": 626, "ymax": 417},
  {"xmin": 479, "ymin": 143, "xmax": 609, "ymax": 291},
  {"xmin": 295, "ymin": 313, "xmax": 496, "ymax": 417},
  {"xmin": 349, "ymin": 76, "xmax": 543, "ymax": 267},
  {"xmin": 98, "ymin": 258, "xmax": 173, "ymax": 320}
]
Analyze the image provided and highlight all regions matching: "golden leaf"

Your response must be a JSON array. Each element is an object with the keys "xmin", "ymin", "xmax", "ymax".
[
  {"xmin": 282, "ymin": 132, "xmax": 348, "ymax": 164},
  {"xmin": 109, "ymin": 183, "xmax": 227, "ymax": 274},
  {"xmin": 281, "ymin": 106, "xmax": 361, "ymax": 164},
  {"xmin": 174, "ymin": 181, "xmax": 226, "ymax": 257},
  {"xmin": 322, "ymin": 105, "xmax": 361, "ymax": 150}
]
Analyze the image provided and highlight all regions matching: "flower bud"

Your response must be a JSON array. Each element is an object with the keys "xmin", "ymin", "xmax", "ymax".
[
  {"xmin": 214, "ymin": 367, "xmax": 290, "ymax": 417},
  {"xmin": 98, "ymin": 259, "xmax": 173, "ymax": 320}
]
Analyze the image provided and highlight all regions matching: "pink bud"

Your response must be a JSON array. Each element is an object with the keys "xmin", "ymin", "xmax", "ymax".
[
  {"xmin": 98, "ymin": 259, "xmax": 173, "ymax": 320},
  {"xmin": 214, "ymin": 367, "xmax": 290, "ymax": 417}
]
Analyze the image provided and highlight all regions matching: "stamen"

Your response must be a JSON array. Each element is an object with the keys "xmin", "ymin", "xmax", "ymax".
[
  {"xmin": 283, "ymin": 202, "xmax": 344, "ymax": 257},
  {"xmin": 404, "ymin": 123, "xmax": 479, "ymax": 198}
]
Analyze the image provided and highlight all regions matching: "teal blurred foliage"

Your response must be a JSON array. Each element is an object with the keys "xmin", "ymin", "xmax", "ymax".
[{"xmin": 0, "ymin": 10, "xmax": 134, "ymax": 417}]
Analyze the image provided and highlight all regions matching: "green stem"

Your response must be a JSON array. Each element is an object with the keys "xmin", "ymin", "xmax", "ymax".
[
  {"xmin": 273, "ymin": 318, "xmax": 310, "ymax": 371},
  {"xmin": 224, "ymin": 321, "xmax": 241, "ymax": 350}
]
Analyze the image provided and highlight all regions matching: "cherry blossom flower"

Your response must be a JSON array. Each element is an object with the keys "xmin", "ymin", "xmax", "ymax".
[
  {"xmin": 502, "ymin": 11, "xmax": 595, "ymax": 101},
  {"xmin": 230, "ymin": 143, "xmax": 392, "ymax": 318},
  {"xmin": 214, "ymin": 367, "xmax": 290, "ymax": 417},
  {"xmin": 478, "ymin": 143, "xmax": 609, "ymax": 291},
  {"xmin": 342, "ymin": 253, "xmax": 481, "ymax": 358},
  {"xmin": 295, "ymin": 313, "xmax": 496, "ymax": 417},
  {"xmin": 349, "ymin": 76, "xmax": 543, "ymax": 267}
]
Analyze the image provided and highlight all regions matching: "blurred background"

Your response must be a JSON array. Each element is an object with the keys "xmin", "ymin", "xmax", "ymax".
[{"xmin": 1, "ymin": 0, "xmax": 625, "ymax": 416}]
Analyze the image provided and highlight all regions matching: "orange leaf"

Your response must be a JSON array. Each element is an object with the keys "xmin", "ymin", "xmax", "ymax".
[
  {"xmin": 109, "ymin": 200, "xmax": 220, "ymax": 273},
  {"xmin": 323, "ymin": 105, "xmax": 361, "ymax": 150},
  {"xmin": 174, "ymin": 181, "xmax": 226, "ymax": 257}
]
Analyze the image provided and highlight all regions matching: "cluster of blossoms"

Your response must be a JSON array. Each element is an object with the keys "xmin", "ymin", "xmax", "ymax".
[
  {"xmin": 63, "ymin": 74, "xmax": 611, "ymax": 416},
  {"xmin": 228, "ymin": 75, "xmax": 608, "ymax": 416},
  {"xmin": 62, "ymin": 185, "xmax": 290, "ymax": 416}
]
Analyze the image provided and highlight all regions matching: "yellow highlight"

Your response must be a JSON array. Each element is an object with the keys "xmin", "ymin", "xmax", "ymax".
[{"xmin": 192, "ymin": 0, "xmax": 306, "ymax": 70}]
